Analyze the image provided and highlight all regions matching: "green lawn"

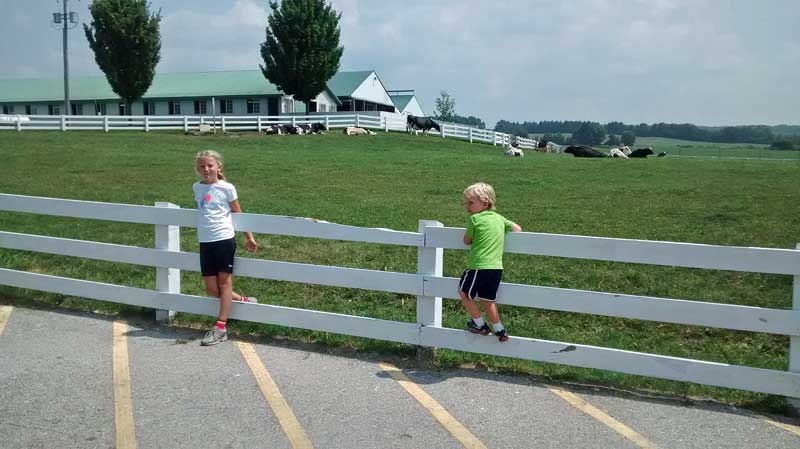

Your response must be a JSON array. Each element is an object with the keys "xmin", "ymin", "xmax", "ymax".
[{"xmin": 1, "ymin": 130, "xmax": 798, "ymax": 413}]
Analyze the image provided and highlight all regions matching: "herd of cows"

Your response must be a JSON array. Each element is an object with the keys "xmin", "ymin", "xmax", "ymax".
[{"xmin": 253, "ymin": 115, "xmax": 665, "ymax": 158}]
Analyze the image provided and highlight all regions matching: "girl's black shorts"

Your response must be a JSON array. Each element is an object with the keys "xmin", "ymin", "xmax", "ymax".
[
  {"xmin": 199, "ymin": 237, "xmax": 236, "ymax": 277},
  {"xmin": 458, "ymin": 269, "xmax": 503, "ymax": 301}
]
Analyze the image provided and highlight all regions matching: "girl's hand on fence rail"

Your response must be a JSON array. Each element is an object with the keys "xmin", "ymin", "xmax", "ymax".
[{"xmin": 245, "ymin": 235, "xmax": 258, "ymax": 253}]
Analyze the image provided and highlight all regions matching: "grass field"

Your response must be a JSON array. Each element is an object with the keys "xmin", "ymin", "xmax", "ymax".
[{"xmin": 1, "ymin": 130, "xmax": 799, "ymax": 413}]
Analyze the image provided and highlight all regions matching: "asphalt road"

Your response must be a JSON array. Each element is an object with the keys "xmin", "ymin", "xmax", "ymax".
[{"xmin": 1, "ymin": 305, "xmax": 798, "ymax": 449}]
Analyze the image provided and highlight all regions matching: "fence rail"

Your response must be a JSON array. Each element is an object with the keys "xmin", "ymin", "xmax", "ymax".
[
  {"xmin": 1, "ymin": 193, "xmax": 799, "ymax": 400},
  {"xmin": 0, "ymin": 113, "xmax": 538, "ymax": 150}
]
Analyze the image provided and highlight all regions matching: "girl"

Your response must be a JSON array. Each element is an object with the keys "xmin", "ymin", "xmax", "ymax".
[{"xmin": 193, "ymin": 150, "xmax": 258, "ymax": 346}]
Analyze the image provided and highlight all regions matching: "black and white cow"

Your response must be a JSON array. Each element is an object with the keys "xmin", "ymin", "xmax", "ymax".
[
  {"xmin": 406, "ymin": 115, "xmax": 441, "ymax": 135},
  {"xmin": 629, "ymin": 147, "xmax": 655, "ymax": 158},
  {"xmin": 564, "ymin": 146, "xmax": 606, "ymax": 158}
]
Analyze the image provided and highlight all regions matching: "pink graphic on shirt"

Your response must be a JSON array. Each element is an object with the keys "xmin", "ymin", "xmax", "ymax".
[{"xmin": 205, "ymin": 193, "xmax": 212, "ymax": 203}]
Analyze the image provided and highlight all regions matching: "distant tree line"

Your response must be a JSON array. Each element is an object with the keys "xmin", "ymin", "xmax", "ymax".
[{"xmin": 493, "ymin": 120, "xmax": 791, "ymax": 145}]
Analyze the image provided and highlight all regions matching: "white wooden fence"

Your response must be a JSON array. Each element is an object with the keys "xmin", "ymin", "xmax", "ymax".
[
  {"xmin": 0, "ymin": 113, "xmax": 538, "ymax": 149},
  {"xmin": 1, "ymin": 193, "xmax": 798, "ymax": 402}
]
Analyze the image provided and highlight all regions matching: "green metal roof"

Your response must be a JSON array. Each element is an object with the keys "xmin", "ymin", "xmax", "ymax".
[
  {"xmin": 327, "ymin": 70, "xmax": 373, "ymax": 97},
  {"xmin": 390, "ymin": 95, "xmax": 414, "ymax": 111},
  {"xmin": 0, "ymin": 70, "xmax": 341, "ymax": 105}
]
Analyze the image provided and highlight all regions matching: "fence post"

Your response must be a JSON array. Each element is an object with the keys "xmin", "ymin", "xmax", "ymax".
[
  {"xmin": 103, "ymin": 116, "xmax": 109, "ymax": 132},
  {"xmin": 325, "ymin": 115, "xmax": 330, "ymax": 130},
  {"xmin": 441, "ymin": 122, "xmax": 446, "ymax": 138},
  {"xmin": 789, "ymin": 243, "xmax": 800, "ymax": 412},
  {"xmin": 60, "ymin": 115, "xmax": 66, "ymax": 131},
  {"xmin": 257, "ymin": 116, "xmax": 263, "ymax": 133},
  {"xmin": 416, "ymin": 220, "xmax": 443, "ymax": 365},
  {"xmin": 16, "ymin": 117, "xmax": 22, "ymax": 132},
  {"xmin": 384, "ymin": 116, "xmax": 389, "ymax": 132},
  {"xmin": 221, "ymin": 116, "xmax": 226, "ymax": 133},
  {"xmin": 493, "ymin": 131, "xmax": 497, "ymax": 146},
  {"xmin": 154, "ymin": 202, "xmax": 181, "ymax": 323},
  {"xmin": 469, "ymin": 127, "xmax": 473, "ymax": 143},
  {"xmin": 355, "ymin": 114, "xmax": 360, "ymax": 127},
  {"xmin": 292, "ymin": 115, "xmax": 296, "ymax": 127},
  {"xmin": 183, "ymin": 116, "xmax": 189, "ymax": 133},
  {"xmin": 145, "ymin": 116, "xmax": 150, "ymax": 132}
]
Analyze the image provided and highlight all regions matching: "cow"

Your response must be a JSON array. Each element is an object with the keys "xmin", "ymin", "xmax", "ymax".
[
  {"xmin": 310, "ymin": 122, "xmax": 327, "ymax": 134},
  {"xmin": 657, "ymin": 152, "xmax": 668, "ymax": 157},
  {"xmin": 629, "ymin": 147, "xmax": 655, "ymax": 158},
  {"xmin": 608, "ymin": 148, "xmax": 629, "ymax": 158},
  {"xmin": 343, "ymin": 126, "xmax": 376, "ymax": 136},
  {"xmin": 263, "ymin": 124, "xmax": 283, "ymax": 135},
  {"xmin": 406, "ymin": 115, "xmax": 441, "ymax": 135},
  {"xmin": 503, "ymin": 143, "xmax": 524, "ymax": 157},
  {"xmin": 564, "ymin": 146, "xmax": 606, "ymax": 158}
]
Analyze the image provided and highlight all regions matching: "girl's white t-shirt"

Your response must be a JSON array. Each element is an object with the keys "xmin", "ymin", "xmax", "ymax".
[{"xmin": 193, "ymin": 180, "xmax": 238, "ymax": 243}]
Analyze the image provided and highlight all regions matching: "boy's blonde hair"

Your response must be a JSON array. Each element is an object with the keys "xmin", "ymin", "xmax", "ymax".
[
  {"xmin": 195, "ymin": 150, "xmax": 225, "ymax": 180},
  {"xmin": 463, "ymin": 182, "xmax": 496, "ymax": 210}
]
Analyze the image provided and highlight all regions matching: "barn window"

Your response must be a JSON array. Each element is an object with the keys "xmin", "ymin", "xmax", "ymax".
[
  {"xmin": 95, "ymin": 102, "xmax": 106, "ymax": 115},
  {"xmin": 143, "ymin": 101, "xmax": 155, "ymax": 115},
  {"xmin": 246, "ymin": 99, "xmax": 260, "ymax": 114},
  {"xmin": 168, "ymin": 101, "xmax": 181, "ymax": 115},
  {"xmin": 220, "ymin": 99, "xmax": 233, "ymax": 114},
  {"xmin": 193, "ymin": 100, "xmax": 207, "ymax": 115},
  {"xmin": 71, "ymin": 103, "xmax": 83, "ymax": 115}
]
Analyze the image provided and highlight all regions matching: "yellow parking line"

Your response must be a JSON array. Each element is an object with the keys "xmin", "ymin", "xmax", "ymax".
[
  {"xmin": 758, "ymin": 414, "xmax": 800, "ymax": 437},
  {"xmin": 548, "ymin": 387, "xmax": 659, "ymax": 449},
  {"xmin": 236, "ymin": 341, "xmax": 313, "ymax": 449},
  {"xmin": 0, "ymin": 306, "xmax": 11, "ymax": 335},
  {"xmin": 379, "ymin": 362, "xmax": 488, "ymax": 449},
  {"xmin": 112, "ymin": 321, "xmax": 137, "ymax": 449}
]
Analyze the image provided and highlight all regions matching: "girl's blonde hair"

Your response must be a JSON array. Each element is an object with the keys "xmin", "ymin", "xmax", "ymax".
[
  {"xmin": 463, "ymin": 182, "xmax": 496, "ymax": 210},
  {"xmin": 195, "ymin": 150, "xmax": 225, "ymax": 180}
]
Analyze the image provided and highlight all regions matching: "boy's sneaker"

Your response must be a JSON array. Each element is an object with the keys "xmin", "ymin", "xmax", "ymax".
[
  {"xmin": 235, "ymin": 296, "xmax": 258, "ymax": 304},
  {"xmin": 201, "ymin": 327, "xmax": 228, "ymax": 346},
  {"xmin": 467, "ymin": 319, "xmax": 491, "ymax": 335},
  {"xmin": 495, "ymin": 329, "xmax": 509, "ymax": 343}
]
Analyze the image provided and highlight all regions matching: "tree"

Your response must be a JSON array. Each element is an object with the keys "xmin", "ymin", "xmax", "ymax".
[
  {"xmin": 260, "ymin": 0, "xmax": 343, "ymax": 109},
  {"xmin": 84, "ymin": 0, "xmax": 161, "ymax": 115},
  {"xmin": 621, "ymin": 130, "xmax": 636, "ymax": 146},
  {"xmin": 450, "ymin": 114, "xmax": 485, "ymax": 129},
  {"xmin": 541, "ymin": 132, "xmax": 567, "ymax": 145},
  {"xmin": 605, "ymin": 134, "xmax": 621, "ymax": 146},
  {"xmin": 572, "ymin": 122, "xmax": 606, "ymax": 145},
  {"xmin": 434, "ymin": 91, "xmax": 456, "ymax": 120}
]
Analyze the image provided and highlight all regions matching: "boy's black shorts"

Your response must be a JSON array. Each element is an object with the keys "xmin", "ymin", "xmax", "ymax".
[
  {"xmin": 458, "ymin": 269, "xmax": 503, "ymax": 301},
  {"xmin": 199, "ymin": 237, "xmax": 236, "ymax": 277}
]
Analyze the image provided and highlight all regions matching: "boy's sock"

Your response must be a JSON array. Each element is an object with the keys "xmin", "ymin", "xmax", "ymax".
[
  {"xmin": 215, "ymin": 320, "xmax": 227, "ymax": 331},
  {"xmin": 492, "ymin": 322, "xmax": 505, "ymax": 333},
  {"xmin": 472, "ymin": 316, "xmax": 486, "ymax": 328}
]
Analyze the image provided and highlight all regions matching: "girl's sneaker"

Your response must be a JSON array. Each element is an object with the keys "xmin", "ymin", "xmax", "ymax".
[
  {"xmin": 467, "ymin": 319, "xmax": 491, "ymax": 335},
  {"xmin": 201, "ymin": 327, "xmax": 228, "ymax": 346},
  {"xmin": 495, "ymin": 329, "xmax": 509, "ymax": 342},
  {"xmin": 235, "ymin": 296, "xmax": 258, "ymax": 303}
]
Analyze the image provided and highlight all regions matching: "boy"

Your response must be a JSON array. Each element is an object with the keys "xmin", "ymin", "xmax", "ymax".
[{"xmin": 459, "ymin": 182, "xmax": 521, "ymax": 342}]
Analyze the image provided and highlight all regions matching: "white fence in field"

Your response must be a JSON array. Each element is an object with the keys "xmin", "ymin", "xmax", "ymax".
[
  {"xmin": 1, "ymin": 193, "xmax": 798, "ymax": 401},
  {"xmin": 0, "ymin": 113, "xmax": 538, "ymax": 149}
]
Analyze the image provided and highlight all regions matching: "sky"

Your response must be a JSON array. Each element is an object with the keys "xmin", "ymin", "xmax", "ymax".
[{"xmin": 1, "ymin": 0, "xmax": 798, "ymax": 128}]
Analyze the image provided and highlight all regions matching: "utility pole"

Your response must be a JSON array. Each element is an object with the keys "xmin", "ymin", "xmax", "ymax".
[{"xmin": 53, "ymin": 0, "xmax": 78, "ymax": 115}]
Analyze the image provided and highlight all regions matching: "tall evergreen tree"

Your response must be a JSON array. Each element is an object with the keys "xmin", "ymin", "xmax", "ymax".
[
  {"xmin": 84, "ymin": 0, "xmax": 161, "ymax": 115},
  {"xmin": 260, "ymin": 0, "xmax": 343, "ymax": 109}
]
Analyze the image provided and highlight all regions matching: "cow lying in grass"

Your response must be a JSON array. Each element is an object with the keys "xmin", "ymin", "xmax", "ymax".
[
  {"xmin": 564, "ymin": 146, "xmax": 606, "ymax": 158},
  {"xmin": 343, "ymin": 126, "xmax": 376, "ymax": 136},
  {"xmin": 608, "ymin": 148, "xmax": 629, "ymax": 158},
  {"xmin": 629, "ymin": 147, "xmax": 654, "ymax": 158},
  {"xmin": 503, "ymin": 144, "xmax": 524, "ymax": 157}
]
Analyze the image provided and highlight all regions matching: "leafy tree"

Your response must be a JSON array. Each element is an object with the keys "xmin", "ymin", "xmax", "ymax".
[
  {"xmin": 434, "ymin": 91, "xmax": 456, "ymax": 120},
  {"xmin": 572, "ymin": 122, "xmax": 606, "ymax": 145},
  {"xmin": 450, "ymin": 114, "xmax": 485, "ymax": 129},
  {"xmin": 621, "ymin": 130, "xmax": 636, "ymax": 146},
  {"xmin": 260, "ymin": 0, "xmax": 343, "ymax": 108},
  {"xmin": 770, "ymin": 140, "xmax": 795, "ymax": 151},
  {"xmin": 605, "ymin": 121, "xmax": 626, "ymax": 135},
  {"xmin": 84, "ymin": 0, "xmax": 162, "ymax": 115},
  {"xmin": 605, "ymin": 134, "xmax": 621, "ymax": 146},
  {"xmin": 541, "ymin": 133, "xmax": 567, "ymax": 145}
]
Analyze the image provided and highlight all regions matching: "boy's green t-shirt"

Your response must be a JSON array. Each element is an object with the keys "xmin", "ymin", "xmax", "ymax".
[{"xmin": 465, "ymin": 210, "xmax": 514, "ymax": 269}]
